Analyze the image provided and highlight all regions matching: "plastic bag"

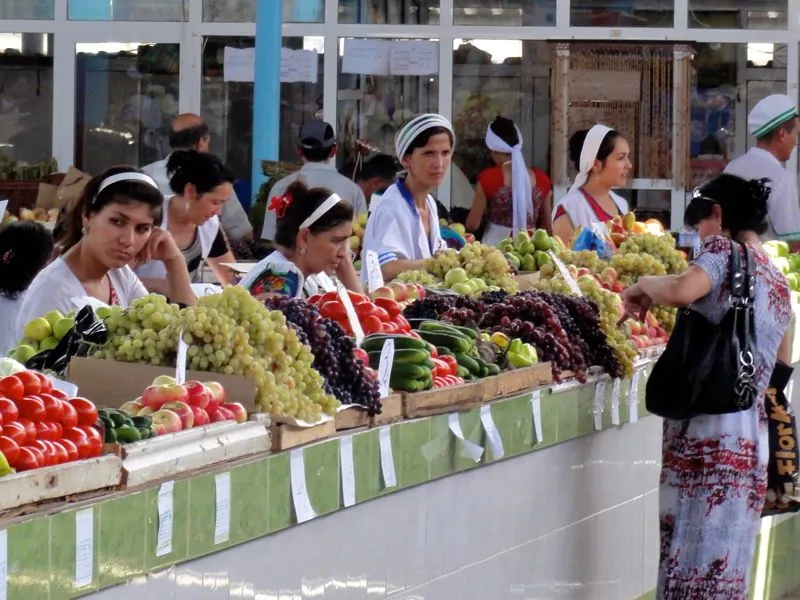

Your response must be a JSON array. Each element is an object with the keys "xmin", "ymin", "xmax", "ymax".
[
  {"xmin": 572, "ymin": 227, "xmax": 613, "ymax": 260},
  {"xmin": 25, "ymin": 305, "xmax": 108, "ymax": 376}
]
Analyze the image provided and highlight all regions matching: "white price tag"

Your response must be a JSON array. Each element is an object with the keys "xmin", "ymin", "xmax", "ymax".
[
  {"xmin": 336, "ymin": 282, "xmax": 365, "ymax": 346},
  {"xmin": 74, "ymin": 508, "xmax": 94, "ymax": 588},
  {"xmin": 315, "ymin": 272, "xmax": 336, "ymax": 293},
  {"xmin": 175, "ymin": 330, "xmax": 188, "ymax": 385},
  {"xmin": 593, "ymin": 380, "xmax": 607, "ymax": 431},
  {"xmin": 378, "ymin": 426, "xmax": 397, "ymax": 488},
  {"xmin": 339, "ymin": 436, "xmax": 356, "ymax": 507},
  {"xmin": 0, "ymin": 200, "xmax": 7, "ymax": 217},
  {"xmin": 365, "ymin": 250, "xmax": 385, "ymax": 293},
  {"xmin": 0, "ymin": 530, "xmax": 6, "ymax": 600},
  {"xmin": 48, "ymin": 375, "xmax": 78, "ymax": 399},
  {"xmin": 448, "ymin": 413, "xmax": 484, "ymax": 462},
  {"xmin": 548, "ymin": 250, "xmax": 582, "ymax": 296},
  {"xmin": 377, "ymin": 338, "xmax": 395, "ymax": 398},
  {"xmin": 629, "ymin": 370, "xmax": 641, "ymax": 424},
  {"xmin": 479, "ymin": 405, "xmax": 505, "ymax": 459},
  {"xmin": 156, "ymin": 481, "xmax": 174, "ymax": 557},
  {"xmin": 530, "ymin": 389, "xmax": 543, "ymax": 443},
  {"xmin": 289, "ymin": 449, "xmax": 316, "ymax": 523},
  {"xmin": 214, "ymin": 472, "xmax": 231, "ymax": 545},
  {"xmin": 611, "ymin": 379, "xmax": 621, "ymax": 426}
]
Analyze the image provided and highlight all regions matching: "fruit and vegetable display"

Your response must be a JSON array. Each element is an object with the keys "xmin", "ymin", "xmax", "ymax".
[
  {"xmin": 10, "ymin": 309, "xmax": 77, "ymax": 364},
  {"xmin": 307, "ymin": 289, "xmax": 419, "ymax": 337},
  {"xmin": 497, "ymin": 229, "xmax": 559, "ymax": 272},
  {"xmin": 765, "ymin": 241, "xmax": 800, "ymax": 299}
]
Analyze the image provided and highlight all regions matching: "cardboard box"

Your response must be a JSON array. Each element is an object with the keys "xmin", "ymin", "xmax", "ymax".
[
  {"xmin": 67, "ymin": 357, "xmax": 257, "ymax": 412},
  {"xmin": 56, "ymin": 166, "xmax": 92, "ymax": 211}
]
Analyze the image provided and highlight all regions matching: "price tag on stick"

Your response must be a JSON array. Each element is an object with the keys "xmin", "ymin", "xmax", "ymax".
[
  {"xmin": 365, "ymin": 250, "xmax": 385, "ymax": 294},
  {"xmin": 548, "ymin": 250, "xmax": 582, "ymax": 296},
  {"xmin": 336, "ymin": 282, "xmax": 365, "ymax": 346},
  {"xmin": 175, "ymin": 329, "xmax": 188, "ymax": 385},
  {"xmin": 377, "ymin": 339, "xmax": 395, "ymax": 398}
]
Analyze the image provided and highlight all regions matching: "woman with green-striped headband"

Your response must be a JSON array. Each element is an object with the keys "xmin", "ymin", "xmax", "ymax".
[{"xmin": 360, "ymin": 113, "xmax": 454, "ymax": 282}]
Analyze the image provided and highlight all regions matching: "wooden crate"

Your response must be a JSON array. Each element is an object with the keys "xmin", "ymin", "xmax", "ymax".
[
  {"xmin": 335, "ymin": 394, "xmax": 404, "ymax": 431},
  {"xmin": 402, "ymin": 380, "xmax": 485, "ymax": 418},
  {"xmin": 270, "ymin": 419, "xmax": 337, "ymax": 451},
  {"xmin": 482, "ymin": 363, "xmax": 553, "ymax": 402}
]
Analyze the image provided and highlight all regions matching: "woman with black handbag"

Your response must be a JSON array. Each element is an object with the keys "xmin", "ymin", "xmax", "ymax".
[{"xmin": 621, "ymin": 174, "xmax": 793, "ymax": 600}]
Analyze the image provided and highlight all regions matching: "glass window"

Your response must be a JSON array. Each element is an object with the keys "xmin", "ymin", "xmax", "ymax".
[
  {"xmin": 454, "ymin": 0, "xmax": 555, "ymax": 26},
  {"xmin": 0, "ymin": 1, "xmax": 54, "ymax": 19},
  {"xmin": 570, "ymin": 0, "xmax": 674, "ymax": 27},
  {"xmin": 203, "ymin": 0, "xmax": 324, "ymax": 23},
  {"xmin": 201, "ymin": 36, "xmax": 324, "ymax": 178},
  {"xmin": 689, "ymin": 0, "xmax": 787, "ymax": 29},
  {"xmin": 451, "ymin": 39, "xmax": 550, "ymax": 216},
  {"xmin": 68, "ymin": 0, "xmax": 185, "ymax": 21},
  {"xmin": 339, "ymin": 0, "xmax": 439, "ymax": 25},
  {"xmin": 0, "ymin": 34, "xmax": 53, "ymax": 166},
  {"xmin": 75, "ymin": 43, "xmax": 180, "ymax": 174},
  {"xmin": 337, "ymin": 38, "xmax": 439, "ymax": 176}
]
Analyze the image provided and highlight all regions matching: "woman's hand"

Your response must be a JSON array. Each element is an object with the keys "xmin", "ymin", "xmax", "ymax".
[
  {"xmin": 621, "ymin": 283, "xmax": 652, "ymax": 322},
  {"xmin": 138, "ymin": 228, "xmax": 183, "ymax": 267}
]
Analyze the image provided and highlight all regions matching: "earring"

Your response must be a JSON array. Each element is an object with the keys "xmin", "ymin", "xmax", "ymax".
[{"xmin": 300, "ymin": 247, "xmax": 307, "ymax": 256}]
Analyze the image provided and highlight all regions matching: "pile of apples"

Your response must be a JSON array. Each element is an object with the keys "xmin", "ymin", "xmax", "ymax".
[
  {"xmin": 118, "ymin": 376, "xmax": 247, "ymax": 435},
  {"xmin": 369, "ymin": 281, "xmax": 426, "ymax": 306},
  {"xmin": 620, "ymin": 312, "xmax": 669, "ymax": 350}
]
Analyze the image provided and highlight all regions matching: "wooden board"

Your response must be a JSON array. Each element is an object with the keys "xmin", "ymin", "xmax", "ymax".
[
  {"xmin": 402, "ymin": 381, "xmax": 485, "ymax": 418},
  {"xmin": 334, "ymin": 394, "xmax": 404, "ymax": 431},
  {"xmin": 482, "ymin": 363, "xmax": 553, "ymax": 402},
  {"xmin": 271, "ymin": 419, "xmax": 337, "ymax": 451}
]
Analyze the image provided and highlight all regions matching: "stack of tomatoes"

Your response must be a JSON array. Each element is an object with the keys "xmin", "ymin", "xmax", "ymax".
[
  {"xmin": 0, "ymin": 370, "xmax": 103, "ymax": 472},
  {"xmin": 309, "ymin": 290, "xmax": 412, "ymax": 336},
  {"xmin": 431, "ymin": 355, "xmax": 465, "ymax": 388}
]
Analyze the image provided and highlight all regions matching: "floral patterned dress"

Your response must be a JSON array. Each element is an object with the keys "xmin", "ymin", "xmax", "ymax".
[{"xmin": 658, "ymin": 236, "xmax": 792, "ymax": 599}]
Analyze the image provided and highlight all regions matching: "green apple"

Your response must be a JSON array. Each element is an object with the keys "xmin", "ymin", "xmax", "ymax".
[
  {"xmin": 44, "ymin": 310, "xmax": 64, "ymax": 331},
  {"xmin": 23, "ymin": 317, "xmax": 52, "ymax": 342},
  {"xmin": 13, "ymin": 344, "xmax": 37, "ymax": 363},
  {"xmin": 444, "ymin": 267, "xmax": 468, "ymax": 286},
  {"xmin": 773, "ymin": 256, "xmax": 791, "ymax": 275},
  {"xmin": 788, "ymin": 272, "xmax": 800, "ymax": 292},
  {"xmin": 450, "ymin": 282, "xmax": 472, "ymax": 295},
  {"xmin": 765, "ymin": 240, "xmax": 789, "ymax": 259},
  {"xmin": 53, "ymin": 317, "xmax": 75, "ymax": 341},
  {"xmin": 39, "ymin": 337, "xmax": 59, "ymax": 351},
  {"xmin": 532, "ymin": 229, "xmax": 553, "ymax": 252},
  {"xmin": 18, "ymin": 337, "xmax": 39, "ymax": 352}
]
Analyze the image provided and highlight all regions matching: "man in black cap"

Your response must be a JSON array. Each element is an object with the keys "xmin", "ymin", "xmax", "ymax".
[{"xmin": 260, "ymin": 120, "xmax": 367, "ymax": 241}]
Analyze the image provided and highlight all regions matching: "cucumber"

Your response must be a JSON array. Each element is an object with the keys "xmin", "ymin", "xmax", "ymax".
[
  {"xmin": 136, "ymin": 426, "xmax": 153, "ymax": 440},
  {"xmin": 422, "ymin": 358, "xmax": 436, "ymax": 370},
  {"xmin": 436, "ymin": 346, "xmax": 454, "ymax": 357},
  {"xmin": 454, "ymin": 353, "xmax": 481, "ymax": 376},
  {"xmin": 99, "ymin": 415, "xmax": 115, "ymax": 430},
  {"xmin": 115, "ymin": 425, "xmax": 142, "ymax": 444},
  {"xmin": 104, "ymin": 426, "xmax": 118, "ymax": 443},
  {"xmin": 418, "ymin": 330, "xmax": 474, "ymax": 355},
  {"xmin": 486, "ymin": 363, "xmax": 501, "ymax": 376},
  {"xmin": 418, "ymin": 320, "xmax": 478, "ymax": 341},
  {"xmin": 457, "ymin": 366, "xmax": 470, "ymax": 378},
  {"xmin": 361, "ymin": 334, "xmax": 428, "ymax": 353},
  {"xmin": 109, "ymin": 411, "xmax": 133, "ymax": 428},
  {"xmin": 132, "ymin": 415, "xmax": 153, "ymax": 428},
  {"xmin": 367, "ymin": 348, "xmax": 430, "ymax": 367},
  {"xmin": 450, "ymin": 325, "xmax": 479, "ymax": 341},
  {"xmin": 391, "ymin": 363, "xmax": 432, "ymax": 381},
  {"xmin": 389, "ymin": 375, "xmax": 429, "ymax": 393}
]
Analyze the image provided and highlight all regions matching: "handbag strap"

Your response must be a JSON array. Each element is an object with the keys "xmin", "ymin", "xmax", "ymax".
[{"xmin": 729, "ymin": 242, "xmax": 756, "ymax": 304}]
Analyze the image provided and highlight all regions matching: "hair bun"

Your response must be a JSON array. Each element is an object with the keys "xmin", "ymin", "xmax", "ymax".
[{"xmin": 748, "ymin": 177, "xmax": 771, "ymax": 206}]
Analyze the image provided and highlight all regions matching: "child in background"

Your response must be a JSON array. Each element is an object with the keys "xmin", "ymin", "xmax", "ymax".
[{"xmin": 0, "ymin": 221, "xmax": 54, "ymax": 355}]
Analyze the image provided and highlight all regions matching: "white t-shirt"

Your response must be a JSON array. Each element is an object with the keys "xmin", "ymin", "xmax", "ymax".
[
  {"xmin": 0, "ymin": 294, "xmax": 22, "ymax": 356},
  {"xmin": 15, "ymin": 258, "xmax": 147, "ymax": 340}
]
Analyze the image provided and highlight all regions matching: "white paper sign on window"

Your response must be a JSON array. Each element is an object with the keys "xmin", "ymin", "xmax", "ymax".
[
  {"xmin": 389, "ymin": 40, "xmax": 438, "ymax": 76},
  {"xmin": 342, "ymin": 39, "xmax": 391, "ymax": 75},
  {"xmin": 223, "ymin": 47, "xmax": 255, "ymax": 82},
  {"xmin": 281, "ymin": 48, "xmax": 318, "ymax": 84}
]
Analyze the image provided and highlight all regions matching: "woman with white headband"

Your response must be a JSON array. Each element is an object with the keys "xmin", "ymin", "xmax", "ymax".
[
  {"xmin": 16, "ymin": 166, "xmax": 195, "ymax": 332},
  {"xmin": 361, "ymin": 113, "xmax": 452, "ymax": 281},
  {"xmin": 552, "ymin": 125, "xmax": 632, "ymax": 244},
  {"xmin": 466, "ymin": 116, "xmax": 550, "ymax": 244},
  {"xmin": 240, "ymin": 180, "xmax": 362, "ymax": 300}
]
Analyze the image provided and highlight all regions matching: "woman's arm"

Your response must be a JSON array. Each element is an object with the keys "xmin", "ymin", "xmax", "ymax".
[
  {"xmin": 139, "ymin": 277, "xmax": 172, "ymax": 296},
  {"xmin": 538, "ymin": 192, "xmax": 553, "ymax": 234},
  {"xmin": 552, "ymin": 214, "xmax": 574, "ymax": 247},
  {"xmin": 163, "ymin": 256, "xmax": 196, "ymax": 306},
  {"xmin": 381, "ymin": 258, "xmax": 427, "ymax": 282},
  {"xmin": 465, "ymin": 184, "xmax": 487, "ymax": 232},
  {"xmin": 336, "ymin": 254, "xmax": 364, "ymax": 293},
  {"xmin": 622, "ymin": 265, "xmax": 713, "ymax": 320},
  {"xmin": 777, "ymin": 327, "xmax": 793, "ymax": 365},
  {"xmin": 206, "ymin": 253, "xmax": 237, "ymax": 286}
]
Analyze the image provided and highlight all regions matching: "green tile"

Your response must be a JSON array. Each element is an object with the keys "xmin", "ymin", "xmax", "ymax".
[
  {"xmin": 267, "ymin": 452, "xmax": 291, "ymax": 532},
  {"xmin": 7, "ymin": 516, "xmax": 50, "ymax": 600},
  {"xmin": 353, "ymin": 429, "xmax": 382, "ymax": 503},
  {"xmin": 427, "ymin": 414, "xmax": 457, "ymax": 480},
  {"xmin": 186, "ymin": 473, "xmax": 217, "ymax": 559},
  {"xmin": 98, "ymin": 492, "xmax": 146, "ymax": 588},
  {"xmin": 453, "ymin": 408, "xmax": 485, "ymax": 472},
  {"xmin": 50, "ymin": 508, "xmax": 99, "ymax": 597},
  {"xmin": 304, "ymin": 440, "xmax": 340, "ymax": 517},
  {"xmin": 395, "ymin": 419, "xmax": 430, "ymax": 488},
  {"xmin": 486, "ymin": 397, "xmax": 517, "ymax": 459},
  {"xmin": 230, "ymin": 460, "xmax": 269, "ymax": 545},
  {"xmin": 144, "ymin": 479, "xmax": 189, "ymax": 571}
]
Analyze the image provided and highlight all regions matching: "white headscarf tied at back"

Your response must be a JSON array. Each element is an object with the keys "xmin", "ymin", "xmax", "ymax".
[
  {"xmin": 569, "ymin": 124, "xmax": 613, "ymax": 194},
  {"xmin": 485, "ymin": 122, "xmax": 532, "ymax": 236},
  {"xmin": 395, "ymin": 113, "xmax": 456, "ymax": 159}
]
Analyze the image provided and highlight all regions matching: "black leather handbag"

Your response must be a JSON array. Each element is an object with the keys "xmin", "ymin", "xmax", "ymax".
[{"xmin": 646, "ymin": 241, "xmax": 758, "ymax": 420}]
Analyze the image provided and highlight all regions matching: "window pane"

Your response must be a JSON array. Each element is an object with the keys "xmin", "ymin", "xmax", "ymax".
[
  {"xmin": 203, "ymin": 0, "xmax": 323, "ymax": 23},
  {"xmin": 0, "ymin": 1, "xmax": 54, "ymax": 19},
  {"xmin": 0, "ymin": 34, "xmax": 53, "ymax": 166},
  {"xmin": 201, "ymin": 36, "xmax": 324, "ymax": 178},
  {"xmin": 570, "ymin": 0, "xmax": 674, "ymax": 27},
  {"xmin": 75, "ymin": 43, "xmax": 180, "ymax": 173},
  {"xmin": 68, "ymin": 0, "xmax": 185, "ymax": 21},
  {"xmin": 337, "ymin": 38, "xmax": 439, "ymax": 175},
  {"xmin": 339, "ymin": 0, "xmax": 439, "ymax": 25},
  {"xmin": 689, "ymin": 0, "xmax": 787, "ymax": 29},
  {"xmin": 454, "ymin": 0, "xmax": 555, "ymax": 26}
]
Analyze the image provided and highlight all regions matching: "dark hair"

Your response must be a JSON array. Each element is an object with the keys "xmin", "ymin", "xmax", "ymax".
[
  {"xmin": 403, "ymin": 126, "xmax": 454, "ymax": 157},
  {"xmin": 274, "ymin": 180, "xmax": 354, "ymax": 249},
  {"xmin": 298, "ymin": 144, "xmax": 335, "ymax": 163},
  {"xmin": 169, "ymin": 122, "xmax": 210, "ymax": 150},
  {"xmin": 489, "ymin": 116, "xmax": 519, "ymax": 147},
  {"xmin": 167, "ymin": 150, "xmax": 236, "ymax": 196},
  {"xmin": 569, "ymin": 128, "xmax": 624, "ymax": 171},
  {"xmin": 57, "ymin": 166, "xmax": 165, "ymax": 253},
  {"xmin": 0, "ymin": 221, "xmax": 54, "ymax": 296},
  {"xmin": 757, "ymin": 117, "xmax": 799, "ymax": 143},
  {"xmin": 684, "ymin": 174, "xmax": 770, "ymax": 237},
  {"xmin": 357, "ymin": 154, "xmax": 398, "ymax": 182}
]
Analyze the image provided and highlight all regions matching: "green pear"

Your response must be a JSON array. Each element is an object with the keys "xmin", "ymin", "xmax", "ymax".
[
  {"xmin": 13, "ymin": 344, "xmax": 37, "ymax": 363},
  {"xmin": 39, "ymin": 337, "xmax": 59, "ymax": 351},
  {"xmin": 53, "ymin": 317, "xmax": 75, "ymax": 341},
  {"xmin": 23, "ymin": 317, "xmax": 52, "ymax": 342},
  {"xmin": 44, "ymin": 310, "xmax": 64, "ymax": 331}
]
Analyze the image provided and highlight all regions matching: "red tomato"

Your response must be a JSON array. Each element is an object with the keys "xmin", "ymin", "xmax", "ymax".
[
  {"xmin": 17, "ymin": 396, "xmax": 45, "ymax": 422},
  {"xmin": 353, "ymin": 347, "xmax": 370, "ymax": 366},
  {"xmin": 60, "ymin": 401, "xmax": 79, "ymax": 428},
  {"xmin": 407, "ymin": 330, "xmax": 421, "ymax": 340},
  {"xmin": 372, "ymin": 306, "xmax": 391, "ymax": 322},
  {"xmin": 35, "ymin": 422, "xmax": 55, "ymax": 441},
  {"xmin": 362, "ymin": 315, "xmax": 383, "ymax": 335},
  {"xmin": 355, "ymin": 302, "xmax": 379, "ymax": 319},
  {"xmin": 14, "ymin": 371, "xmax": 42, "ymax": 396},
  {"xmin": 51, "ymin": 422, "xmax": 63, "ymax": 439},
  {"xmin": 41, "ymin": 440, "xmax": 60, "ymax": 466},
  {"xmin": 18, "ymin": 418, "xmax": 36, "ymax": 441},
  {"xmin": 3, "ymin": 421, "xmax": 26, "ymax": 445},
  {"xmin": 15, "ymin": 446, "xmax": 41, "ymax": 471},
  {"xmin": 69, "ymin": 398, "xmax": 98, "ymax": 427},
  {"xmin": 40, "ymin": 394, "xmax": 64, "ymax": 422},
  {"xmin": 33, "ymin": 372, "xmax": 52, "ymax": 394},
  {"xmin": 0, "ymin": 435, "xmax": 20, "ymax": 465},
  {"xmin": 48, "ymin": 388, "xmax": 69, "ymax": 401},
  {"xmin": 347, "ymin": 290, "xmax": 369, "ymax": 306},
  {"xmin": 393, "ymin": 315, "xmax": 412, "ymax": 332},
  {"xmin": 440, "ymin": 355, "xmax": 459, "ymax": 377},
  {"xmin": 307, "ymin": 294, "xmax": 322, "ymax": 306},
  {"xmin": 372, "ymin": 297, "xmax": 401, "ymax": 318},
  {"xmin": 63, "ymin": 427, "xmax": 91, "ymax": 459},
  {"xmin": 27, "ymin": 440, "xmax": 52, "ymax": 466},
  {"xmin": 58, "ymin": 439, "xmax": 79, "ymax": 462},
  {"xmin": 0, "ymin": 376, "xmax": 24, "ymax": 402},
  {"xmin": 79, "ymin": 426, "xmax": 103, "ymax": 457},
  {"xmin": 319, "ymin": 291, "xmax": 339, "ymax": 305},
  {"xmin": 380, "ymin": 321, "xmax": 397, "ymax": 334},
  {"xmin": 320, "ymin": 300, "xmax": 348, "ymax": 322},
  {"xmin": 0, "ymin": 398, "xmax": 18, "ymax": 423},
  {"xmin": 49, "ymin": 441, "xmax": 69, "ymax": 465}
]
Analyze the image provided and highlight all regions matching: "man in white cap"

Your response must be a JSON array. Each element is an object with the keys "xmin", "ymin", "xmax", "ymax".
[{"xmin": 723, "ymin": 93, "xmax": 800, "ymax": 246}]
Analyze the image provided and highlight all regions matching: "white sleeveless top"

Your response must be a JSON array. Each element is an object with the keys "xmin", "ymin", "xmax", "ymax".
[{"xmin": 553, "ymin": 188, "xmax": 628, "ymax": 230}]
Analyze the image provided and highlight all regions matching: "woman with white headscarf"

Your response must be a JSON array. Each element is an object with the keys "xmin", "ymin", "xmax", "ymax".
[
  {"xmin": 552, "ymin": 124, "xmax": 632, "ymax": 244},
  {"xmin": 360, "ymin": 113, "xmax": 453, "ymax": 282},
  {"xmin": 466, "ymin": 116, "xmax": 550, "ymax": 245}
]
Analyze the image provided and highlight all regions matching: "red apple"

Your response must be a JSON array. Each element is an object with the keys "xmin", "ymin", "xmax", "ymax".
[
  {"xmin": 203, "ymin": 381, "xmax": 226, "ymax": 415},
  {"xmin": 161, "ymin": 401, "xmax": 194, "ymax": 430},
  {"xmin": 142, "ymin": 383, "xmax": 189, "ymax": 411},
  {"xmin": 150, "ymin": 409, "xmax": 183, "ymax": 435},
  {"xmin": 370, "ymin": 286, "xmax": 395, "ymax": 301},
  {"xmin": 190, "ymin": 406, "xmax": 210, "ymax": 427},
  {"xmin": 415, "ymin": 284, "xmax": 426, "ymax": 299},
  {"xmin": 210, "ymin": 406, "xmax": 235, "ymax": 423},
  {"xmin": 220, "ymin": 403, "xmax": 247, "ymax": 424},
  {"xmin": 387, "ymin": 281, "xmax": 408, "ymax": 302},
  {"xmin": 184, "ymin": 381, "xmax": 211, "ymax": 410},
  {"xmin": 119, "ymin": 400, "xmax": 144, "ymax": 416},
  {"xmin": 137, "ymin": 406, "xmax": 155, "ymax": 416}
]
